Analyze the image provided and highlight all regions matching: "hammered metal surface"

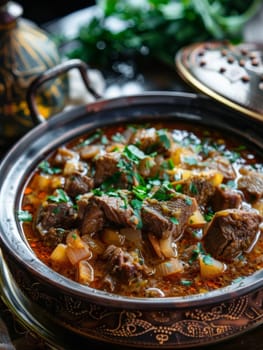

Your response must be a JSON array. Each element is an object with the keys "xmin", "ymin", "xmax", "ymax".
[{"xmin": 175, "ymin": 41, "xmax": 263, "ymax": 122}]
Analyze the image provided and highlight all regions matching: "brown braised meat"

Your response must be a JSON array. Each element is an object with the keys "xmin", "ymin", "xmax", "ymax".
[
  {"xmin": 129, "ymin": 127, "xmax": 172, "ymax": 155},
  {"xmin": 181, "ymin": 173, "xmax": 216, "ymax": 207},
  {"xmin": 102, "ymin": 244, "xmax": 147, "ymax": 280},
  {"xmin": 94, "ymin": 195, "xmax": 139, "ymax": 228},
  {"xmin": 238, "ymin": 170, "xmax": 263, "ymax": 201},
  {"xmin": 64, "ymin": 172, "xmax": 94, "ymax": 198},
  {"xmin": 203, "ymin": 209, "xmax": 262, "ymax": 262},
  {"xmin": 94, "ymin": 152, "xmax": 121, "ymax": 186},
  {"xmin": 79, "ymin": 201, "xmax": 105, "ymax": 235},
  {"xmin": 141, "ymin": 194, "xmax": 197, "ymax": 240},
  {"xmin": 211, "ymin": 186, "xmax": 242, "ymax": 211},
  {"xmin": 206, "ymin": 155, "xmax": 236, "ymax": 181},
  {"xmin": 35, "ymin": 202, "xmax": 77, "ymax": 237},
  {"xmin": 42, "ymin": 228, "xmax": 70, "ymax": 248}
]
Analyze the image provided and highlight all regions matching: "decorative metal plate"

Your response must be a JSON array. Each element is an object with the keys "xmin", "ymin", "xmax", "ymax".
[{"xmin": 175, "ymin": 41, "xmax": 263, "ymax": 122}]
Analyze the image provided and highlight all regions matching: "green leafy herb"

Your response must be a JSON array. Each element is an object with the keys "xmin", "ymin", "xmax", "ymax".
[
  {"xmin": 201, "ymin": 254, "xmax": 214, "ymax": 265},
  {"xmin": 183, "ymin": 156, "xmax": 198, "ymax": 166},
  {"xmin": 204, "ymin": 209, "xmax": 214, "ymax": 222},
  {"xmin": 17, "ymin": 210, "xmax": 32, "ymax": 222},
  {"xmin": 157, "ymin": 129, "xmax": 171, "ymax": 150},
  {"xmin": 112, "ymin": 132, "xmax": 126, "ymax": 143},
  {"xmin": 123, "ymin": 145, "xmax": 146, "ymax": 163},
  {"xmin": 175, "ymin": 183, "xmax": 183, "ymax": 193},
  {"xmin": 185, "ymin": 197, "xmax": 193, "ymax": 206},
  {"xmin": 130, "ymin": 199, "xmax": 143, "ymax": 229},
  {"xmin": 64, "ymin": 0, "xmax": 261, "ymax": 69},
  {"xmin": 132, "ymin": 185, "xmax": 149, "ymax": 200},
  {"xmin": 47, "ymin": 189, "xmax": 72, "ymax": 203},
  {"xmin": 152, "ymin": 182, "xmax": 173, "ymax": 201},
  {"xmin": 38, "ymin": 160, "xmax": 61, "ymax": 175},
  {"xmin": 189, "ymin": 182, "xmax": 198, "ymax": 195},
  {"xmin": 170, "ymin": 217, "xmax": 179, "ymax": 225},
  {"xmin": 76, "ymin": 129, "xmax": 102, "ymax": 148},
  {"xmin": 180, "ymin": 279, "xmax": 192, "ymax": 286}
]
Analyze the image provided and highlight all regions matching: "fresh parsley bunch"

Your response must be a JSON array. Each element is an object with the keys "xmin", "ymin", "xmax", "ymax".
[{"xmin": 66, "ymin": 0, "xmax": 261, "ymax": 68}]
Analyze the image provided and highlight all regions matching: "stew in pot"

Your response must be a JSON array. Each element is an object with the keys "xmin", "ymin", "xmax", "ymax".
[{"xmin": 19, "ymin": 122, "xmax": 263, "ymax": 297}]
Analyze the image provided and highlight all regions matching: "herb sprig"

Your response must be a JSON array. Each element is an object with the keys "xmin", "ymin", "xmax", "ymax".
[{"xmin": 64, "ymin": 0, "xmax": 261, "ymax": 69}]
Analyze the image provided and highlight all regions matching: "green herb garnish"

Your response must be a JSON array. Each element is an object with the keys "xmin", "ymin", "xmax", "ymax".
[
  {"xmin": 17, "ymin": 210, "xmax": 32, "ymax": 222},
  {"xmin": 38, "ymin": 160, "xmax": 61, "ymax": 175},
  {"xmin": 47, "ymin": 189, "xmax": 72, "ymax": 203}
]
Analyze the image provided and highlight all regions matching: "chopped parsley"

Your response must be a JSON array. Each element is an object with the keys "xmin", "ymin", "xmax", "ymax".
[
  {"xmin": 157, "ymin": 129, "xmax": 171, "ymax": 150},
  {"xmin": 76, "ymin": 129, "xmax": 103, "ymax": 148},
  {"xmin": 47, "ymin": 189, "xmax": 72, "ymax": 203},
  {"xmin": 17, "ymin": 210, "xmax": 32, "ymax": 222},
  {"xmin": 170, "ymin": 217, "xmax": 179, "ymax": 225},
  {"xmin": 38, "ymin": 160, "xmax": 61, "ymax": 175}
]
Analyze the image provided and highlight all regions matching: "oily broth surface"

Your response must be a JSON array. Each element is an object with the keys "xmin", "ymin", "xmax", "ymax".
[{"xmin": 20, "ymin": 121, "xmax": 263, "ymax": 297}]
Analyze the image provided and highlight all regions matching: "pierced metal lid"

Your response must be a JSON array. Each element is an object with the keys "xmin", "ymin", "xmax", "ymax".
[{"xmin": 175, "ymin": 41, "xmax": 263, "ymax": 122}]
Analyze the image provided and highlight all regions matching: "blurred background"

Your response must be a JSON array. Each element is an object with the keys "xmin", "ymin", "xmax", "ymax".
[{"xmin": 16, "ymin": 0, "xmax": 95, "ymax": 24}]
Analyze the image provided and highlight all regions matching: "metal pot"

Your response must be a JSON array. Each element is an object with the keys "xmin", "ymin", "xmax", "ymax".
[{"xmin": 1, "ymin": 59, "xmax": 263, "ymax": 349}]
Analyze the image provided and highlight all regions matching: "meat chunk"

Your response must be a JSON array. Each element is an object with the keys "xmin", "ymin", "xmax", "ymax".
[
  {"xmin": 94, "ymin": 152, "xmax": 121, "ymax": 186},
  {"xmin": 203, "ymin": 209, "xmax": 262, "ymax": 262},
  {"xmin": 211, "ymin": 185, "xmax": 242, "ymax": 211},
  {"xmin": 80, "ymin": 202, "xmax": 105, "ymax": 235},
  {"xmin": 182, "ymin": 171, "xmax": 219, "ymax": 207},
  {"xmin": 42, "ymin": 228, "xmax": 69, "ymax": 248},
  {"xmin": 130, "ymin": 127, "xmax": 172, "ymax": 155},
  {"xmin": 238, "ymin": 170, "xmax": 263, "ymax": 201},
  {"xmin": 206, "ymin": 156, "xmax": 236, "ymax": 181},
  {"xmin": 64, "ymin": 172, "xmax": 94, "ymax": 198},
  {"xmin": 102, "ymin": 245, "xmax": 146, "ymax": 280},
  {"xmin": 94, "ymin": 195, "xmax": 139, "ymax": 228},
  {"xmin": 141, "ymin": 193, "xmax": 197, "ymax": 240},
  {"xmin": 35, "ymin": 202, "xmax": 77, "ymax": 236}
]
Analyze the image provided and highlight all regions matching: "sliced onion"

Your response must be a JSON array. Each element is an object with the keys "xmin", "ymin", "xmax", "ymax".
[
  {"xmin": 66, "ymin": 231, "xmax": 92, "ymax": 265},
  {"xmin": 77, "ymin": 260, "xmax": 94, "ymax": 285},
  {"xmin": 156, "ymin": 258, "xmax": 184, "ymax": 277},
  {"xmin": 159, "ymin": 235, "xmax": 177, "ymax": 258},
  {"xmin": 148, "ymin": 233, "xmax": 162, "ymax": 258},
  {"xmin": 145, "ymin": 288, "xmax": 165, "ymax": 297}
]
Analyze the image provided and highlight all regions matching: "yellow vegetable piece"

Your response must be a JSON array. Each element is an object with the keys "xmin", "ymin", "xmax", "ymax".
[
  {"xmin": 30, "ymin": 173, "xmax": 51, "ymax": 191},
  {"xmin": 199, "ymin": 254, "xmax": 226, "ymax": 279},
  {"xmin": 50, "ymin": 243, "xmax": 69, "ymax": 265},
  {"xmin": 188, "ymin": 210, "xmax": 206, "ymax": 227},
  {"xmin": 210, "ymin": 172, "xmax": 224, "ymax": 187}
]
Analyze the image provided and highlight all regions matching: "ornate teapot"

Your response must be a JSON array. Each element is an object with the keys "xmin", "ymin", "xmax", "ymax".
[{"xmin": 0, "ymin": 0, "xmax": 68, "ymax": 144}]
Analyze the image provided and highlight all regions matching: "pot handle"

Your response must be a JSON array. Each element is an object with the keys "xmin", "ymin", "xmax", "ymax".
[{"xmin": 26, "ymin": 59, "xmax": 102, "ymax": 125}]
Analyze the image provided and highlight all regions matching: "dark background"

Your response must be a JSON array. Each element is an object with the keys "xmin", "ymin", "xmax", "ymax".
[{"xmin": 16, "ymin": 0, "xmax": 95, "ymax": 24}]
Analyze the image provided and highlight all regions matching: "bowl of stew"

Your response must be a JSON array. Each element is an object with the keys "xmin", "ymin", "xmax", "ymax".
[{"xmin": 1, "ymin": 63, "xmax": 263, "ymax": 348}]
